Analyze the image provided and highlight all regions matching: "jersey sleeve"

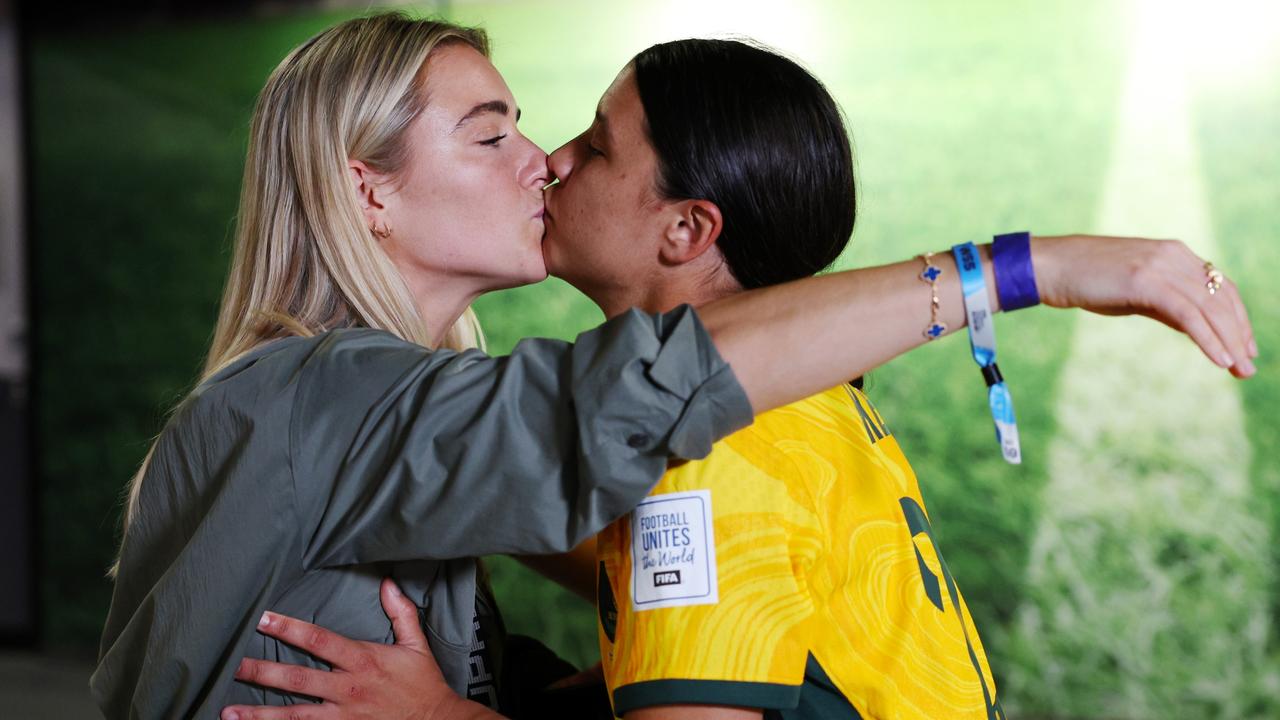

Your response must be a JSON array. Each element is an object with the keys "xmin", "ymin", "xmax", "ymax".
[
  {"xmin": 290, "ymin": 305, "xmax": 753, "ymax": 567},
  {"xmin": 596, "ymin": 417, "xmax": 822, "ymax": 716}
]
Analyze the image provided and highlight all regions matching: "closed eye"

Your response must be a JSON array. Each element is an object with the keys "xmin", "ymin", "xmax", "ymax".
[{"xmin": 479, "ymin": 134, "xmax": 508, "ymax": 147}]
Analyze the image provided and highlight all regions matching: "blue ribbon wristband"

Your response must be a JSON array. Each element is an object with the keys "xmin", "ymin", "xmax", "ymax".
[
  {"xmin": 952, "ymin": 242, "xmax": 1022, "ymax": 464},
  {"xmin": 991, "ymin": 231, "xmax": 1040, "ymax": 311}
]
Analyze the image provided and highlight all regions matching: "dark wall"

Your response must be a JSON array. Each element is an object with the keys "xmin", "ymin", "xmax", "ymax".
[{"xmin": 0, "ymin": 0, "xmax": 34, "ymax": 645}]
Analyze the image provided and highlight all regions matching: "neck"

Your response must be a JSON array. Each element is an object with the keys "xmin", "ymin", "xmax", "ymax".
[
  {"xmin": 398, "ymin": 266, "xmax": 484, "ymax": 348},
  {"xmin": 595, "ymin": 267, "xmax": 741, "ymax": 319}
]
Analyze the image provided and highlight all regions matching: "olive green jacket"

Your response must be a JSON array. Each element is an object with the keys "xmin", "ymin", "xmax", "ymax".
[{"xmin": 91, "ymin": 306, "xmax": 752, "ymax": 719}]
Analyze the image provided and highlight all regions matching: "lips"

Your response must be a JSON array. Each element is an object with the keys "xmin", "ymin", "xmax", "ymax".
[
  {"xmin": 541, "ymin": 186, "xmax": 556, "ymax": 222},
  {"xmin": 534, "ymin": 191, "xmax": 549, "ymax": 221}
]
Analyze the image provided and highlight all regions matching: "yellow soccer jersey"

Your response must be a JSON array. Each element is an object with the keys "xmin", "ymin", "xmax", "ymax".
[{"xmin": 596, "ymin": 385, "xmax": 1004, "ymax": 719}]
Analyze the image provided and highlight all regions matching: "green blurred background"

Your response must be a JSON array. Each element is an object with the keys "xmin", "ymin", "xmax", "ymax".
[{"xmin": 25, "ymin": 0, "xmax": 1280, "ymax": 717}]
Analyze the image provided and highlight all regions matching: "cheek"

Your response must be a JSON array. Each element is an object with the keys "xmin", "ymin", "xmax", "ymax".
[
  {"xmin": 389, "ymin": 160, "xmax": 544, "ymax": 280},
  {"xmin": 423, "ymin": 167, "xmax": 493, "ymax": 227},
  {"xmin": 411, "ymin": 159, "xmax": 511, "ymax": 232},
  {"xmin": 565, "ymin": 177, "xmax": 626, "ymax": 244}
]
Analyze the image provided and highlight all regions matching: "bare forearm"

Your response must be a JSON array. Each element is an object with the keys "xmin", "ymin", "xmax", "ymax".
[{"xmin": 701, "ymin": 242, "xmax": 999, "ymax": 413}]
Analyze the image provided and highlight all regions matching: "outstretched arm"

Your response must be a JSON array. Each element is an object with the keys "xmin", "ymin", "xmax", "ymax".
[
  {"xmin": 294, "ymin": 234, "xmax": 1253, "ymax": 570},
  {"xmin": 704, "ymin": 235, "xmax": 1255, "ymax": 413}
]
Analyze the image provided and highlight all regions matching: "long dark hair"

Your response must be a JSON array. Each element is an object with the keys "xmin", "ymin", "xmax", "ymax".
[{"xmin": 631, "ymin": 38, "xmax": 857, "ymax": 291}]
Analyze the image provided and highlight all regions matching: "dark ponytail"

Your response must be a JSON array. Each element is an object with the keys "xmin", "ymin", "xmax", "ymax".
[{"xmin": 631, "ymin": 38, "xmax": 857, "ymax": 290}]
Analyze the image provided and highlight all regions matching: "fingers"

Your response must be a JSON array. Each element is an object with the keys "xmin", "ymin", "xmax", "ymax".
[
  {"xmin": 1124, "ymin": 242, "xmax": 1229, "ymax": 368},
  {"xmin": 1223, "ymin": 278, "xmax": 1258, "ymax": 359},
  {"xmin": 232, "ymin": 657, "xmax": 352, "ymax": 705},
  {"xmin": 222, "ymin": 703, "xmax": 334, "ymax": 720},
  {"xmin": 1200, "ymin": 286, "xmax": 1256, "ymax": 377},
  {"xmin": 380, "ymin": 578, "xmax": 429, "ymax": 653},
  {"xmin": 1170, "ymin": 242, "xmax": 1257, "ymax": 376},
  {"xmin": 1157, "ymin": 289, "xmax": 1235, "ymax": 371},
  {"xmin": 1186, "ymin": 273, "xmax": 1254, "ymax": 376},
  {"xmin": 257, "ymin": 612, "xmax": 363, "ymax": 671}
]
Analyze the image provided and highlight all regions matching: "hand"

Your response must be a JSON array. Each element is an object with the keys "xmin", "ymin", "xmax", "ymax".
[
  {"xmin": 1033, "ymin": 235, "xmax": 1258, "ymax": 377},
  {"xmin": 222, "ymin": 578, "xmax": 502, "ymax": 720}
]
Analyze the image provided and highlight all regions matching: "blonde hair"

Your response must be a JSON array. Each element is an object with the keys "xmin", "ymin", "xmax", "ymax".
[{"xmin": 112, "ymin": 13, "xmax": 490, "ymax": 574}]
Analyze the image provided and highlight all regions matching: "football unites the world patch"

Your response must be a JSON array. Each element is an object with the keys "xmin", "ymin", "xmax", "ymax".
[{"xmin": 629, "ymin": 489, "xmax": 718, "ymax": 610}]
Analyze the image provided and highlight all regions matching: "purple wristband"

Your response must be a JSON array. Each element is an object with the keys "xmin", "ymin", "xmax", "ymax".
[{"xmin": 991, "ymin": 232, "xmax": 1040, "ymax": 311}]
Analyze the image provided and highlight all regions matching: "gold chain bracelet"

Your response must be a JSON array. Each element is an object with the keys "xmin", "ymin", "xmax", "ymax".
[{"xmin": 919, "ymin": 252, "xmax": 947, "ymax": 340}]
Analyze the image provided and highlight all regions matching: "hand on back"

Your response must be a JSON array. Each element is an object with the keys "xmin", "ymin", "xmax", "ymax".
[{"xmin": 221, "ymin": 578, "xmax": 501, "ymax": 720}]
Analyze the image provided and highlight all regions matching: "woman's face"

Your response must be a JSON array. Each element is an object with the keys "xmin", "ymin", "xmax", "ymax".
[
  {"xmin": 541, "ymin": 66, "xmax": 670, "ymax": 304},
  {"xmin": 376, "ymin": 44, "xmax": 549, "ymax": 296}
]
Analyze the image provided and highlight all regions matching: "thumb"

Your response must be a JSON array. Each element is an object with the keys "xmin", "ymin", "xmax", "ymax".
[{"xmin": 381, "ymin": 577, "xmax": 430, "ymax": 653}]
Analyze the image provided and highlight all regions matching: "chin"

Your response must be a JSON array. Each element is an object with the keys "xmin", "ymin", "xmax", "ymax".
[
  {"xmin": 523, "ymin": 264, "xmax": 550, "ymax": 284},
  {"xmin": 539, "ymin": 248, "xmax": 561, "ymax": 280},
  {"xmin": 500, "ymin": 257, "xmax": 549, "ymax": 290},
  {"xmin": 520, "ymin": 245, "xmax": 550, "ymax": 283}
]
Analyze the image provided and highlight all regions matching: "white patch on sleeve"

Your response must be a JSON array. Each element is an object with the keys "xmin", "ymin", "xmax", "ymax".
[{"xmin": 630, "ymin": 489, "xmax": 718, "ymax": 611}]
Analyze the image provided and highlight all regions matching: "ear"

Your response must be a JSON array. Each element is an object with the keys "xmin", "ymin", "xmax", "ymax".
[
  {"xmin": 658, "ymin": 199, "xmax": 723, "ymax": 267},
  {"xmin": 348, "ymin": 159, "xmax": 388, "ymax": 224}
]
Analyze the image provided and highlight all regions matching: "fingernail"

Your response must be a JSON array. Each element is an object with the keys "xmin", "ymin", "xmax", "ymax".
[
  {"xmin": 235, "ymin": 658, "xmax": 249, "ymax": 677},
  {"xmin": 223, "ymin": 710, "xmax": 240, "ymax": 720},
  {"xmin": 258, "ymin": 612, "xmax": 271, "ymax": 629},
  {"xmin": 1249, "ymin": 339, "xmax": 1259, "ymax": 357},
  {"xmin": 1242, "ymin": 358, "xmax": 1257, "ymax": 375},
  {"xmin": 1221, "ymin": 353, "xmax": 1235, "ymax": 369},
  {"xmin": 387, "ymin": 581, "xmax": 403, "ymax": 598}
]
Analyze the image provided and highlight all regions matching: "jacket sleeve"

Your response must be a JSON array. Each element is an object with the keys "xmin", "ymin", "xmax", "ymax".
[{"xmin": 291, "ymin": 305, "xmax": 754, "ymax": 568}]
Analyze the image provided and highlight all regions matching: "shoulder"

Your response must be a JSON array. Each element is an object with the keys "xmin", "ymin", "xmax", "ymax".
[
  {"xmin": 190, "ymin": 329, "xmax": 417, "ymax": 394},
  {"xmin": 657, "ymin": 386, "xmax": 883, "ymax": 504},
  {"xmin": 290, "ymin": 329, "xmax": 496, "ymax": 446},
  {"xmin": 305, "ymin": 327, "xmax": 428, "ymax": 365},
  {"xmin": 297, "ymin": 328, "xmax": 471, "ymax": 390},
  {"xmin": 181, "ymin": 334, "xmax": 324, "ymax": 414},
  {"xmin": 718, "ymin": 385, "xmax": 861, "ymax": 462},
  {"xmin": 654, "ymin": 390, "xmax": 859, "ymax": 502},
  {"xmin": 751, "ymin": 386, "xmax": 855, "ymax": 434},
  {"xmin": 181, "ymin": 329, "xmax": 452, "ymax": 421},
  {"xmin": 154, "ymin": 335, "xmax": 328, "ymax": 459}
]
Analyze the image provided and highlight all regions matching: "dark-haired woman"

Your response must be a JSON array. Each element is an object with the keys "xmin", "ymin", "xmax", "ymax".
[
  {"xmin": 579, "ymin": 39, "xmax": 1004, "ymax": 720},
  {"xmin": 220, "ymin": 35, "xmax": 1255, "ymax": 720}
]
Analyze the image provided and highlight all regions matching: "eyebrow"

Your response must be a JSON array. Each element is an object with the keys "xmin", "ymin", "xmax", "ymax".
[{"xmin": 453, "ymin": 100, "xmax": 520, "ymax": 132}]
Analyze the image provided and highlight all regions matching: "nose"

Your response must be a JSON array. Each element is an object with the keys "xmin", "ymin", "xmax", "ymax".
[
  {"xmin": 520, "ymin": 137, "xmax": 550, "ymax": 190},
  {"xmin": 547, "ymin": 137, "xmax": 576, "ymax": 184},
  {"xmin": 524, "ymin": 153, "xmax": 550, "ymax": 190}
]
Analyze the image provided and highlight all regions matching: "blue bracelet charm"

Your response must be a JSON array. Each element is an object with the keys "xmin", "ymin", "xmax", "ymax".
[{"xmin": 918, "ymin": 253, "xmax": 947, "ymax": 341}]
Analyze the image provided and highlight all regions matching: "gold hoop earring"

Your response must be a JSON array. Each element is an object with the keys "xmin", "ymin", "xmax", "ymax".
[{"xmin": 370, "ymin": 222, "xmax": 392, "ymax": 239}]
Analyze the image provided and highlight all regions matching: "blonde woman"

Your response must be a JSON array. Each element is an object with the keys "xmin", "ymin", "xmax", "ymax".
[{"xmin": 92, "ymin": 12, "xmax": 1255, "ymax": 719}]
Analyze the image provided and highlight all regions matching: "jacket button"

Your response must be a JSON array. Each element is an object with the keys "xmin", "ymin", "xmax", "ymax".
[{"xmin": 626, "ymin": 433, "xmax": 650, "ymax": 449}]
